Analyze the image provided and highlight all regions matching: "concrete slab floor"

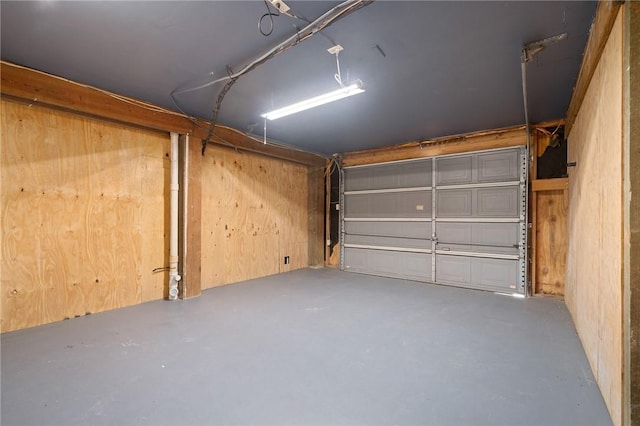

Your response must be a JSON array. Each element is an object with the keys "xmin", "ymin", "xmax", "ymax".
[{"xmin": 1, "ymin": 268, "xmax": 611, "ymax": 425}]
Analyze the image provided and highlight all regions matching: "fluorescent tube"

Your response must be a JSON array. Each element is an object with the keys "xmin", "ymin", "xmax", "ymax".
[{"xmin": 261, "ymin": 81, "xmax": 364, "ymax": 120}]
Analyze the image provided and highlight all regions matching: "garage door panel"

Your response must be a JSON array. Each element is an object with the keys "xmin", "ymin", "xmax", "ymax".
[
  {"xmin": 436, "ymin": 222, "xmax": 519, "ymax": 247},
  {"xmin": 435, "ymin": 222, "xmax": 472, "ymax": 244},
  {"xmin": 345, "ymin": 190, "xmax": 432, "ymax": 218},
  {"xmin": 471, "ymin": 223, "xmax": 519, "ymax": 246},
  {"xmin": 471, "ymin": 258, "xmax": 519, "ymax": 291},
  {"xmin": 477, "ymin": 150, "xmax": 519, "ymax": 183},
  {"xmin": 345, "ymin": 221, "xmax": 431, "ymax": 239},
  {"xmin": 345, "ymin": 159, "xmax": 432, "ymax": 191},
  {"xmin": 436, "ymin": 255, "xmax": 519, "ymax": 292},
  {"xmin": 342, "ymin": 147, "xmax": 526, "ymax": 294},
  {"xmin": 436, "ymin": 189, "xmax": 472, "ymax": 217},
  {"xmin": 345, "ymin": 234, "xmax": 431, "ymax": 250},
  {"xmin": 436, "ymin": 155, "xmax": 473, "ymax": 185},
  {"xmin": 476, "ymin": 187, "xmax": 519, "ymax": 217},
  {"xmin": 435, "ymin": 255, "xmax": 472, "ymax": 285},
  {"xmin": 344, "ymin": 248, "xmax": 431, "ymax": 281}
]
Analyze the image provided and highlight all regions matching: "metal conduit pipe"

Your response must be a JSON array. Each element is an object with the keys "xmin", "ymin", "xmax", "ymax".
[{"xmin": 169, "ymin": 132, "xmax": 181, "ymax": 300}]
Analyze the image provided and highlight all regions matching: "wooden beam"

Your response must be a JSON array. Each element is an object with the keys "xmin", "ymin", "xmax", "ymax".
[
  {"xmin": 0, "ymin": 61, "xmax": 326, "ymax": 167},
  {"xmin": 532, "ymin": 178, "xmax": 569, "ymax": 192},
  {"xmin": 180, "ymin": 135, "xmax": 202, "ymax": 299},
  {"xmin": 566, "ymin": 1, "xmax": 624, "ymax": 136},
  {"xmin": 532, "ymin": 118, "xmax": 566, "ymax": 129},
  {"xmin": 202, "ymin": 125, "xmax": 326, "ymax": 167},
  {"xmin": 341, "ymin": 127, "xmax": 526, "ymax": 167},
  {"xmin": 307, "ymin": 165, "xmax": 327, "ymax": 267},
  {"xmin": 625, "ymin": 3, "xmax": 640, "ymax": 425}
]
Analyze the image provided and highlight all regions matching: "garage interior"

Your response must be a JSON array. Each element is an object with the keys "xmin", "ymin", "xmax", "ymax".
[{"xmin": 1, "ymin": 1, "xmax": 638, "ymax": 425}]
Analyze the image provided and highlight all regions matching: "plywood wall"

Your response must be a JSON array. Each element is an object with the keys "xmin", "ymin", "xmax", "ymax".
[
  {"xmin": 566, "ymin": 9, "xmax": 623, "ymax": 425},
  {"xmin": 1, "ymin": 100, "xmax": 169, "ymax": 332},
  {"xmin": 535, "ymin": 189, "xmax": 568, "ymax": 296},
  {"xmin": 201, "ymin": 145, "xmax": 309, "ymax": 289}
]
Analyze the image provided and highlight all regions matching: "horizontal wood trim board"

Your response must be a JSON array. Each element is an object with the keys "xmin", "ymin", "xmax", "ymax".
[
  {"xmin": 566, "ymin": 1, "xmax": 624, "ymax": 135},
  {"xmin": 531, "ymin": 178, "xmax": 569, "ymax": 192},
  {"xmin": 341, "ymin": 129, "xmax": 526, "ymax": 167},
  {"xmin": 0, "ymin": 62, "xmax": 326, "ymax": 167}
]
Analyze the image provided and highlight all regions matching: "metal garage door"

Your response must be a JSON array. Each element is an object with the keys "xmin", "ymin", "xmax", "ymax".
[{"xmin": 340, "ymin": 147, "xmax": 527, "ymax": 294}]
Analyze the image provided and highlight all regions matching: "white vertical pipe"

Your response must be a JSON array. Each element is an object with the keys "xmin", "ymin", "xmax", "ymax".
[{"xmin": 169, "ymin": 132, "xmax": 180, "ymax": 300}]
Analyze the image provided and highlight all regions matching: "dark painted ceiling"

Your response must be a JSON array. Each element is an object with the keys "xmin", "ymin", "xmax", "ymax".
[{"xmin": 1, "ymin": 1, "xmax": 596, "ymax": 156}]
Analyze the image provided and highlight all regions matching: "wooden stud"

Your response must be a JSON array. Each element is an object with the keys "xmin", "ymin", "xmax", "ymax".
[
  {"xmin": 566, "ymin": 1, "xmax": 624, "ymax": 136},
  {"xmin": 531, "ymin": 178, "xmax": 569, "ymax": 192},
  {"xmin": 307, "ymin": 165, "xmax": 326, "ymax": 267},
  {"xmin": 533, "ymin": 118, "xmax": 566, "ymax": 129},
  {"xmin": 181, "ymin": 135, "xmax": 202, "ymax": 299}
]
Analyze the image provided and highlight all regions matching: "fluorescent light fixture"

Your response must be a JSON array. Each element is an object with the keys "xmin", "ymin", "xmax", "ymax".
[{"xmin": 261, "ymin": 81, "xmax": 364, "ymax": 120}]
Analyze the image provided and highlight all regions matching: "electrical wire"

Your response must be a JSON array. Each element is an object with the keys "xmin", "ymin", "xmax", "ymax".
[
  {"xmin": 201, "ymin": 0, "xmax": 374, "ymax": 155},
  {"xmin": 259, "ymin": 0, "xmax": 279, "ymax": 36},
  {"xmin": 170, "ymin": 2, "xmax": 351, "ymax": 153}
]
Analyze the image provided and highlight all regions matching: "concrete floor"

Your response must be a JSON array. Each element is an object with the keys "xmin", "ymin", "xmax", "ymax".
[{"xmin": 2, "ymin": 268, "xmax": 611, "ymax": 425}]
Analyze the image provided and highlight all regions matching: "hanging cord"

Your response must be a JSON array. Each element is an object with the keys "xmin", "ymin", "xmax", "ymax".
[{"xmin": 258, "ymin": 0, "xmax": 279, "ymax": 36}]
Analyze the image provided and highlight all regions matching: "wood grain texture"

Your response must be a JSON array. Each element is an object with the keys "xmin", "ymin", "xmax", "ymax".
[
  {"xmin": 535, "ymin": 189, "xmax": 568, "ymax": 296},
  {"xmin": 181, "ymin": 135, "xmax": 202, "ymax": 299},
  {"xmin": 566, "ymin": 1, "xmax": 624, "ymax": 135},
  {"xmin": 532, "ymin": 178, "xmax": 569, "ymax": 192},
  {"xmin": 307, "ymin": 166, "xmax": 326, "ymax": 267},
  {"xmin": 625, "ymin": 3, "xmax": 640, "ymax": 424},
  {"xmin": 341, "ymin": 127, "xmax": 525, "ymax": 167},
  {"xmin": 200, "ymin": 145, "xmax": 309, "ymax": 289},
  {"xmin": 0, "ymin": 62, "xmax": 326, "ymax": 167},
  {"xmin": 1, "ymin": 99, "xmax": 169, "ymax": 332},
  {"xmin": 566, "ymin": 10, "xmax": 623, "ymax": 425}
]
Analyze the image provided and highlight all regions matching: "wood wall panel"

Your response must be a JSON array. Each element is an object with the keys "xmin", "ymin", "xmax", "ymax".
[
  {"xmin": 566, "ymin": 10, "xmax": 623, "ymax": 425},
  {"xmin": 626, "ymin": 3, "xmax": 640, "ymax": 424},
  {"xmin": 200, "ymin": 145, "xmax": 309, "ymax": 289},
  {"xmin": 1, "ymin": 100, "xmax": 169, "ymax": 332},
  {"xmin": 534, "ymin": 189, "xmax": 568, "ymax": 296}
]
